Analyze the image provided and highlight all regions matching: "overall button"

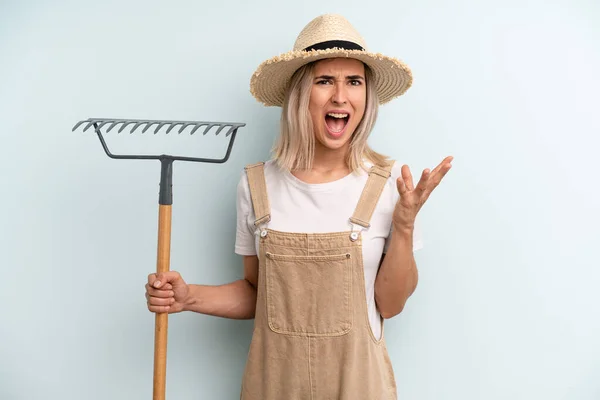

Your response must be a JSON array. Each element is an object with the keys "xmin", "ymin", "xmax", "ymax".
[
  {"xmin": 350, "ymin": 232, "xmax": 359, "ymax": 241},
  {"xmin": 260, "ymin": 229, "xmax": 268, "ymax": 238}
]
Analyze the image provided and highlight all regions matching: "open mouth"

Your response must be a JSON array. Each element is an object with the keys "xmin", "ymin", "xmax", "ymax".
[{"xmin": 325, "ymin": 112, "xmax": 350, "ymax": 137}]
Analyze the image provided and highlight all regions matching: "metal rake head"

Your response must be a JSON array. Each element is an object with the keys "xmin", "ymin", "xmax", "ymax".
[{"xmin": 72, "ymin": 117, "xmax": 246, "ymax": 163}]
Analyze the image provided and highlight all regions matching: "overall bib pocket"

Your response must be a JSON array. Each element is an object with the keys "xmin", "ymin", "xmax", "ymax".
[{"xmin": 265, "ymin": 252, "xmax": 353, "ymax": 337}]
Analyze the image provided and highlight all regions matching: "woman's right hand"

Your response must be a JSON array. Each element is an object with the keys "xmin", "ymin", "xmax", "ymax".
[{"xmin": 145, "ymin": 271, "xmax": 190, "ymax": 314}]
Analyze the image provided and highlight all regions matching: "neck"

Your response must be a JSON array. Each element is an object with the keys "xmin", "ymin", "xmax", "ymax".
[
  {"xmin": 311, "ymin": 141, "xmax": 349, "ymax": 173},
  {"xmin": 290, "ymin": 141, "xmax": 350, "ymax": 184}
]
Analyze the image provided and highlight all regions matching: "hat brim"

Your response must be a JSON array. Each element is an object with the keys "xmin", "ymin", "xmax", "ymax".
[{"xmin": 250, "ymin": 48, "xmax": 413, "ymax": 107}]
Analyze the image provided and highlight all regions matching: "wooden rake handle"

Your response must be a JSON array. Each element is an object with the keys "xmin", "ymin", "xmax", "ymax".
[
  {"xmin": 153, "ymin": 158, "xmax": 174, "ymax": 400},
  {"xmin": 153, "ymin": 204, "xmax": 172, "ymax": 400}
]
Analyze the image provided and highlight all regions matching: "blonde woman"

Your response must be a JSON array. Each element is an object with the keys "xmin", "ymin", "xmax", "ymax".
[{"xmin": 145, "ymin": 14, "xmax": 452, "ymax": 399}]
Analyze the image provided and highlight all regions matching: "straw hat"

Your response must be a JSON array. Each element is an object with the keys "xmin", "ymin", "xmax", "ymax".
[{"xmin": 250, "ymin": 14, "xmax": 413, "ymax": 107}]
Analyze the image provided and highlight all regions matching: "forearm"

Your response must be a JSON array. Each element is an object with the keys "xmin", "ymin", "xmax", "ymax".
[
  {"xmin": 183, "ymin": 279, "xmax": 257, "ymax": 319},
  {"xmin": 374, "ymin": 226, "xmax": 418, "ymax": 319}
]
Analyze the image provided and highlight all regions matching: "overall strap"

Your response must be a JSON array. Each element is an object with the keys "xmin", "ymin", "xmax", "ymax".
[
  {"xmin": 244, "ymin": 162, "xmax": 271, "ymax": 227},
  {"xmin": 350, "ymin": 160, "xmax": 395, "ymax": 228}
]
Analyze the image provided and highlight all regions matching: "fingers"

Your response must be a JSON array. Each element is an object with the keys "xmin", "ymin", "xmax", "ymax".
[
  {"xmin": 146, "ymin": 292, "xmax": 175, "ymax": 306},
  {"xmin": 145, "ymin": 283, "xmax": 174, "ymax": 298},
  {"xmin": 398, "ymin": 167, "xmax": 430, "ymax": 199},
  {"xmin": 146, "ymin": 273, "xmax": 181, "ymax": 313},
  {"xmin": 414, "ymin": 168, "xmax": 431, "ymax": 196},
  {"xmin": 431, "ymin": 156, "xmax": 454, "ymax": 176},
  {"xmin": 396, "ymin": 156, "xmax": 453, "ymax": 204},
  {"xmin": 396, "ymin": 175, "xmax": 408, "ymax": 196},
  {"xmin": 145, "ymin": 283, "xmax": 175, "ymax": 313},
  {"xmin": 420, "ymin": 156, "xmax": 453, "ymax": 202},
  {"xmin": 148, "ymin": 271, "xmax": 181, "ymax": 289},
  {"xmin": 428, "ymin": 157, "xmax": 453, "ymax": 189},
  {"xmin": 401, "ymin": 164, "xmax": 414, "ymax": 191},
  {"xmin": 147, "ymin": 304, "xmax": 172, "ymax": 313}
]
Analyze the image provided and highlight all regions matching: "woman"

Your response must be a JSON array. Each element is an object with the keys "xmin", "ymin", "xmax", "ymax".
[{"xmin": 145, "ymin": 14, "xmax": 452, "ymax": 399}]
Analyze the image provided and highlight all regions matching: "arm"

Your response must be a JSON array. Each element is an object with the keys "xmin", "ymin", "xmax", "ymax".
[
  {"xmin": 375, "ymin": 155, "xmax": 453, "ymax": 319},
  {"xmin": 183, "ymin": 255, "xmax": 259, "ymax": 319},
  {"xmin": 374, "ymin": 226, "xmax": 418, "ymax": 319},
  {"xmin": 146, "ymin": 255, "xmax": 259, "ymax": 320},
  {"xmin": 147, "ymin": 170, "xmax": 264, "ymax": 319}
]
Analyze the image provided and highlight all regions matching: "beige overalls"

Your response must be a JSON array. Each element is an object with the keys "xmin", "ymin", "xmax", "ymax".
[{"xmin": 240, "ymin": 161, "xmax": 398, "ymax": 400}]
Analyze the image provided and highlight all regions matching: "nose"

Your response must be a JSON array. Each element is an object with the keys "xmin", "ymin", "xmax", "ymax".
[{"xmin": 331, "ymin": 82, "xmax": 348, "ymax": 105}]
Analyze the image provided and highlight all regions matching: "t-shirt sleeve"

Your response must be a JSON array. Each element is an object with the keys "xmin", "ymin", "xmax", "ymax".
[
  {"xmin": 383, "ymin": 161, "xmax": 424, "ymax": 253},
  {"xmin": 234, "ymin": 171, "xmax": 257, "ymax": 256}
]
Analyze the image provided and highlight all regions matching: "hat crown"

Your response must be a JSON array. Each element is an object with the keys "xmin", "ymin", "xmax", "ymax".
[{"xmin": 292, "ymin": 14, "xmax": 368, "ymax": 51}]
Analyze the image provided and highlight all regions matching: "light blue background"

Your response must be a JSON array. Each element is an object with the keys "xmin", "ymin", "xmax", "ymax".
[{"xmin": 1, "ymin": 0, "xmax": 599, "ymax": 399}]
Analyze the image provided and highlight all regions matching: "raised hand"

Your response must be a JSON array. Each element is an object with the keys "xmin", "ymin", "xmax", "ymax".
[{"xmin": 393, "ymin": 155, "xmax": 453, "ymax": 231}]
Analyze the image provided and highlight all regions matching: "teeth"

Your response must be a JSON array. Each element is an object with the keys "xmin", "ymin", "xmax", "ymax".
[{"xmin": 327, "ymin": 113, "xmax": 348, "ymax": 118}]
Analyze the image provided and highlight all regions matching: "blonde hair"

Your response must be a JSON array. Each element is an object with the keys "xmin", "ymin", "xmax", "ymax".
[{"xmin": 272, "ymin": 60, "xmax": 389, "ymax": 172}]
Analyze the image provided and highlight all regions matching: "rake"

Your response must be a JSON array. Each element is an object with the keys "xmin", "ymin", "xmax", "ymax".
[{"xmin": 72, "ymin": 117, "xmax": 246, "ymax": 400}]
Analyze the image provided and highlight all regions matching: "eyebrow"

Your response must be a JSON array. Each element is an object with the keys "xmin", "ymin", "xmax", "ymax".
[{"xmin": 314, "ymin": 74, "xmax": 365, "ymax": 80}]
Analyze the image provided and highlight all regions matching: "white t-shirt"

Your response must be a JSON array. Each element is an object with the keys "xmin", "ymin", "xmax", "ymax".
[{"xmin": 234, "ymin": 159, "xmax": 423, "ymax": 340}]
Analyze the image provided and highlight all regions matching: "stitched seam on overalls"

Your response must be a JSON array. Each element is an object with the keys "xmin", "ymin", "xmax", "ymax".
[
  {"xmin": 308, "ymin": 337, "xmax": 314, "ymax": 400},
  {"xmin": 264, "ymin": 228, "xmax": 357, "ymax": 238}
]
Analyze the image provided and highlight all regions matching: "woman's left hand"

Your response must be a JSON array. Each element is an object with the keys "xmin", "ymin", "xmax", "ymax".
[{"xmin": 393, "ymin": 155, "xmax": 454, "ymax": 231}]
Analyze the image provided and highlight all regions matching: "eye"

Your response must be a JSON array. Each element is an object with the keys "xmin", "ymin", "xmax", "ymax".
[
  {"xmin": 350, "ymin": 79, "xmax": 363, "ymax": 86},
  {"xmin": 316, "ymin": 79, "xmax": 333, "ymax": 85}
]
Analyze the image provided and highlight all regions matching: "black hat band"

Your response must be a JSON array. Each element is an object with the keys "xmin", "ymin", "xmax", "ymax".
[{"xmin": 303, "ymin": 40, "xmax": 364, "ymax": 52}]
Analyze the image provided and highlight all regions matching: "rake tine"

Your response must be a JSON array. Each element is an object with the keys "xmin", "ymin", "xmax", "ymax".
[
  {"xmin": 203, "ymin": 123, "xmax": 219, "ymax": 135},
  {"xmin": 72, "ymin": 120, "xmax": 89, "ymax": 131},
  {"xmin": 83, "ymin": 119, "xmax": 100, "ymax": 132},
  {"xmin": 154, "ymin": 122, "xmax": 170, "ymax": 134},
  {"xmin": 190, "ymin": 123, "xmax": 208, "ymax": 135},
  {"xmin": 131, "ymin": 121, "xmax": 149, "ymax": 133},
  {"xmin": 118, "ymin": 121, "xmax": 137, "ymax": 133},
  {"xmin": 224, "ymin": 125, "xmax": 236, "ymax": 137},
  {"xmin": 107, "ymin": 121, "xmax": 125, "ymax": 132},
  {"xmin": 177, "ymin": 122, "xmax": 196, "ymax": 134},
  {"xmin": 166, "ymin": 122, "xmax": 184, "ymax": 134},
  {"xmin": 142, "ymin": 121, "xmax": 161, "ymax": 134},
  {"xmin": 97, "ymin": 120, "xmax": 114, "ymax": 131},
  {"xmin": 214, "ymin": 124, "xmax": 228, "ymax": 136}
]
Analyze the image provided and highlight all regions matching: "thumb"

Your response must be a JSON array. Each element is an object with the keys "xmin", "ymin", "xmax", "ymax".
[{"xmin": 153, "ymin": 271, "xmax": 184, "ymax": 289}]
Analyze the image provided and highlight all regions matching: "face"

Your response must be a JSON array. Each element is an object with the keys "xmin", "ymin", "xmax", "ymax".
[{"xmin": 309, "ymin": 58, "xmax": 367, "ymax": 152}]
